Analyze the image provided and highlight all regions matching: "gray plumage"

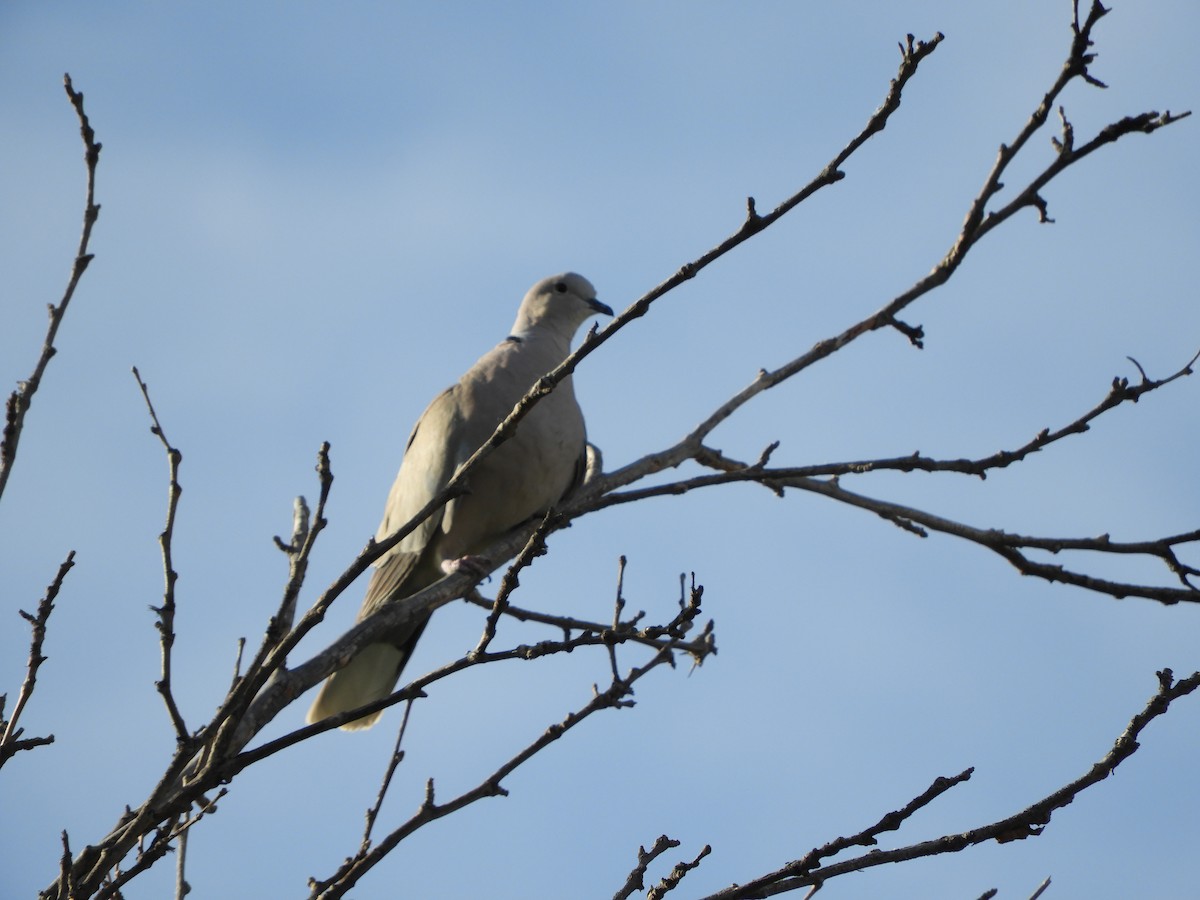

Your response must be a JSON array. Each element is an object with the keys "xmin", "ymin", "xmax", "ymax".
[{"xmin": 307, "ymin": 272, "xmax": 611, "ymax": 730}]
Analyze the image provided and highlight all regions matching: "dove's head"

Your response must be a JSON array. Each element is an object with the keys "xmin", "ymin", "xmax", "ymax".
[{"xmin": 512, "ymin": 272, "xmax": 613, "ymax": 339}]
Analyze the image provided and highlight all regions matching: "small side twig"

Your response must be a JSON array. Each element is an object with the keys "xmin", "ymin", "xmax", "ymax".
[
  {"xmin": 132, "ymin": 366, "xmax": 189, "ymax": 742},
  {"xmin": 471, "ymin": 508, "xmax": 557, "ymax": 657},
  {"xmin": 260, "ymin": 442, "xmax": 333, "ymax": 671},
  {"xmin": 360, "ymin": 700, "xmax": 415, "ymax": 854},
  {"xmin": 270, "ymin": 494, "xmax": 312, "ymax": 642},
  {"xmin": 235, "ymin": 443, "xmax": 333, "ymax": 700},
  {"xmin": 0, "ymin": 551, "xmax": 75, "ymax": 768},
  {"xmin": 607, "ymin": 556, "xmax": 629, "ymax": 682}
]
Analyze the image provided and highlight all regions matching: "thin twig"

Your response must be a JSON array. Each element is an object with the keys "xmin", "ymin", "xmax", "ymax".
[
  {"xmin": 132, "ymin": 366, "xmax": 189, "ymax": 741},
  {"xmin": 360, "ymin": 700, "xmax": 415, "ymax": 853},
  {"xmin": 792, "ymin": 477, "xmax": 1200, "ymax": 605},
  {"xmin": 174, "ymin": 828, "xmax": 190, "ymax": 899},
  {"xmin": 0, "ymin": 75, "xmax": 102, "ymax": 503},
  {"xmin": 595, "ymin": 12, "xmax": 1189, "ymax": 500},
  {"xmin": 702, "ymin": 670, "xmax": 1200, "ymax": 898},
  {"xmin": 471, "ymin": 509, "xmax": 558, "ymax": 657},
  {"xmin": 308, "ymin": 649, "xmax": 678, "ymax": 898},
  {"xmin": 613, "ymin": 835, "xmax": 682, "ymax": 900},
  {"xmin": 462, "ymin": 589, "xmax": 712, "ymax": 659},
  {"xmin": 222, "ymin": 593, "xmax": 713, "ymax": 777},
  {"xmin": 606, "ymin": 556, "xmax": 629, "ymax": 682},
  {"xmin": 202, "ymin": 443, "xmax": 334, "ymax": 769},
  {"xmin": 0, "ymin": 551, "xmax": 74, "ymax": 768},
  {"xmin": 647, "ymin": 844, "xmax": 713, "ymax": 899},
  {"xmin": 270, "ymin": 494, "xmax": 312, "ymax": 640},
  {"xmin": 714, "ymin": 769, "xmax": 976, "ymax": 899}
]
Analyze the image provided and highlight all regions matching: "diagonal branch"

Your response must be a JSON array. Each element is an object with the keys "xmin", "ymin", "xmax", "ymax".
[
  {"xmin": 60, "ymin": 557, "xmax": 710, "ymax": 900},
  {"xmin": 189, "ymin": 28, "xmax": 946, "ymax": 771},
  {"xmin": 278, "ymin": 29, "xmax": 947, "ymax": 667},
  {"xmin": 613, "ymin": 835, "xmax": 683, "ymax": 900},
  {"xmin": 0, "ymin": 551, "xmax": 75, "ymax": 768},
  {"xmin": 703, "ymin": 669, "xmax": 1200, "ymax": 898},
  {"xmin": 237, "ymin": 444, "xmax": 333, "ymax": 691},
  {"xmin": 596, "ymin": 11, "xmax": 1189, "ymax": 498},
  {"xmin": 0, "ymin": 74, "xmax": 102, "ymax": 503},
  {"xmin": 647, "ymin": 844, "xmax": 713, "ymax": 900},
  {"xmin": 307, "ymin": 647, "xmax": 679, "ymax": 899},
  {"xmin": 470, "ymin": 509, "xmax": 559, "ymax": 657}
]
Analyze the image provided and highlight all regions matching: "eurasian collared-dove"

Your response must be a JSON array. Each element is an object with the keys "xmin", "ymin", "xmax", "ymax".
[{"xmin": 307, "ymin": 272, "xmax": 612, "ymax": 730}]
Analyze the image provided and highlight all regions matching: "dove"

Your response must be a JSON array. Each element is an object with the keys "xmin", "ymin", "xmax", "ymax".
[{"xmin": 308, "ymin": 272, "xmax": 611, "ymax": 730}]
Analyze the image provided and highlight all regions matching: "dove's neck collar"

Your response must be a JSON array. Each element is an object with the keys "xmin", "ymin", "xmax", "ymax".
[{"xmin": 506, "ymin": 325, "xmax": 571, "ymax": 356}]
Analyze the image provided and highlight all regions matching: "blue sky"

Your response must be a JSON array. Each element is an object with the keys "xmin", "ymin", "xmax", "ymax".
[{"xmin": 2, "ymin": 3, "xmax": 1198, "ymax": 898}]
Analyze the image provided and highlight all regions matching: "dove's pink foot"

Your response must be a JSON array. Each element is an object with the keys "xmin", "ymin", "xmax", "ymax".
[{"xmin": 441, "ymin": 555, "xmax": 491, "ymax": 579}]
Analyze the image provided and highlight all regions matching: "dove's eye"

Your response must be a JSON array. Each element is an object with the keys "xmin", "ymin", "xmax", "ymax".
[{"xmin": 554, "ymin": 281, "xmax": 568, "ymax": 293}]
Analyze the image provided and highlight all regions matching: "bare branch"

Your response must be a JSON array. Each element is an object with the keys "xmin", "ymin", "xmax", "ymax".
[
  {"xmin": 187, "ymin": 443, "xmax": 335, "ymax": 778},
  {"xmin": 0, "ymin": 551, "xmax": 73, "ymax": 768},
  {"xmin": 35, "ymin": 8, "xmax": 1194, "ymax": 895},
  {"xmin": 647, "ymin": 844, "xmax": 712, "ymax": 900},
  {"xmin": 0, "ymin": 74, "xmax": 102, "ymax": 503},
  {"xmin": 132, "ymin": 366, "xmax": 189, "ymax": 741},
  {"xmin": 831, "ymin": 350, "xmax": 1198, "ymax": 481},
  {"xmin": 593, "ymin": 15, "xmax": 1189, "ymax": 501},
  {"xmin": 705, "ymin": 769, "xmax": 975, "ymax": 899},
  {"xmin": 360, "ymin": 700, "xmax": 414, "ymax": 854},
  {"xmin": 294, "ymin": 31, "xmax": 948, "ymax": 646},
  {"xmin": 57, "ymin": 831, "xmax": 74, "ymax": 900},
  {"xmin": 470, "ymin": 508, "xmax": 558, "ymax": 657},
  {"xmin": 175, "ymin": 829, "xmax": 190, "ymax": 900},
  {"xmin": 308, "ymin": 648, "xmax": 679, "ymax": 898},
  {"xmin": 606, "ymin": 556, "xmax": 629, "ymax": 682},
  {"xmin": 613, "ymin": 835, "xmax": 682, "ymax": 900},
  {"xmin": 463, "ymin": 587, "xmax": 715, "ymax": 661},
  {"xmin": 107, "ymin": 27, "xmax": 944, "ymax": 805},
  {"xmin": 271, "ymin": 495, "xmax": 312, "ymax": 633},
  {"xmin": 90, "ymin": 791, "xmax": 224, "ymax": 900},
  {"xmin": 791, "ymin": 477, "xmax": 1200, "ymax": 605},
  {"xmin": 221, "ymin": 580, "xmax": 712, "ymax": 778},
  {"xmin": 702, "ymin": 670, "xmax": 1200, "ymax": 898},
  {"xmin": 575, "ymin": 274, "xmax": 1199, "ymax": 611}
]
